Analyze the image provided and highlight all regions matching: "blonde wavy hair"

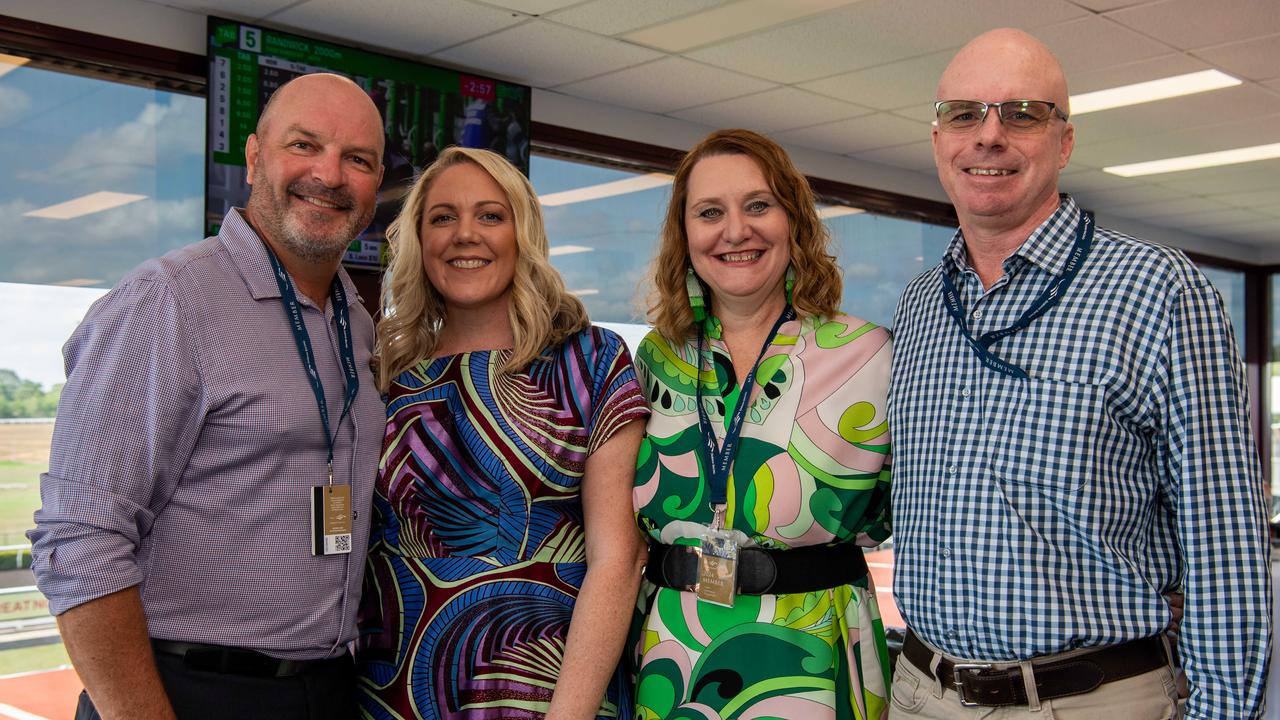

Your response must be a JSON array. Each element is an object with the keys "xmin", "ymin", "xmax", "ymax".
[
  {"xmin": 647, "ymin": 129, "xmax": 842, "ymax": 343},
  {"xmin": 375, "ymin": 147, "xmax": 588, "ymax": 390}
]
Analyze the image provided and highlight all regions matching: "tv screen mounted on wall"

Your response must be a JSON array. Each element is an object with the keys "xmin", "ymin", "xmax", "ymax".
[{"xmin": 205, "ymin": 17, "xmax": 532, "ymax": 268}]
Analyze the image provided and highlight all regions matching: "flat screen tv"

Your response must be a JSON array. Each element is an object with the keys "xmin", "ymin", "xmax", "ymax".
[{"xmin": 205, "ymin": 17, "xmax": 532, "ymax": 268}]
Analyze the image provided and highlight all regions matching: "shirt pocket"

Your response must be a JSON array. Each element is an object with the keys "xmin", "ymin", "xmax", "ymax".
[{"xmin": 989, "ymin": 377, "xmax": 1106, "ymax": 494}]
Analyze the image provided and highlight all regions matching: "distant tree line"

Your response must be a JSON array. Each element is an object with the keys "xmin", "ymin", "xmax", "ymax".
[{"xmin": 0, "ymin": 369, "xmax": 61, "ymax": 419}]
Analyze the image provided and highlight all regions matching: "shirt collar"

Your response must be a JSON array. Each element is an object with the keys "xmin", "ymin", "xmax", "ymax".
[
  {"xmin": 941, "ymin": 194, "xmax": 1083, "ymax": 279},
  {"xmin": 217, "ymin": 208, "xmax": 361, "ymax": 308}
]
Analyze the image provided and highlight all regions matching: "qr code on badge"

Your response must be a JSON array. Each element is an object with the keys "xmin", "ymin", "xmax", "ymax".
[{"xmin": 326, "ymin": 534, "xmax": 352, "ymax": 554}]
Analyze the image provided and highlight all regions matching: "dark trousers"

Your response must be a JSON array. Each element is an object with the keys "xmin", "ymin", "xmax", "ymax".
[{"xmin": 75, "ymin": 650, "xmax": 356, "ymax": 720}]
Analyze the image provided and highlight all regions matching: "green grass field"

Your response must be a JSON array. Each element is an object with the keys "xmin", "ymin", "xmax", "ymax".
[
  {"xmin": 0, "ymin": 463, "xmax": 41, "ymax": 547},
  {"xmin": 0, "ymin": 642, "xmax": 70, "ymax": 676},
  {"xmin": 0, "ymin": 423, "xmax": 50, "ymax": 547}
]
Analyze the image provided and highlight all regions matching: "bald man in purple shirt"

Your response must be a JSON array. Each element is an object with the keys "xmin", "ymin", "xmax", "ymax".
[{"xmin": 30, "ymin": 73, "xmax": 386, "ymax": 720}]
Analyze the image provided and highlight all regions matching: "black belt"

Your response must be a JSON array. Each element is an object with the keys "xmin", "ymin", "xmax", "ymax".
[
  {"xmin": 645, "ymin": 541, "xmax": 868, "ymax": 595},
  {"xmin": 151, "ymin": 639, "xmax": 351, "ymax": 678},
  {"xmin": 902, "ymin": 631, "xmax": 1168, "ymax": 707}
]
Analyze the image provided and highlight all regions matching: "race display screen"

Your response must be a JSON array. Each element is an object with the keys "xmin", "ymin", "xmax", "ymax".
[{"xmin": 206, "ymin": 17, "xmax": 531, "ymax": 267}]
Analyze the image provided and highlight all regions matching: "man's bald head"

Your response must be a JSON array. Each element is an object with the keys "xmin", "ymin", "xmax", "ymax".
[
  {"xmin": 931, "ymin": 28, "xmax": 1075, "ymax": 244},
  {"xmin": 244, "ymin": 72, "xmax": 386, "ymax": 268},
  {"xmin": 938, "ymin": 28, "xmax": 1071, "ymax": 115},
  {"xmin": 256, "ymin": 73, "xmax": 384, "ymax": 154}
]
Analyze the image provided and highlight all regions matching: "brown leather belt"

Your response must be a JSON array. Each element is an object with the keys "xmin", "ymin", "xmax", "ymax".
[
  {"xmin": 902, "ymin": 631, "xmax": 1168, "ymax": 707},
  {"xmin": 646, "ymin": 541, "xmax": 868, "ymax": 595}
]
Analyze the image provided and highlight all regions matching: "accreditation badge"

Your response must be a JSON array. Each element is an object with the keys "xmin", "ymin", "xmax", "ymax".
[
  {"xmin": 310, "ymin": 484, "xmax": 353, "ymax": 556},
  {"xmin": 696, "ymin": 528, "xmax": 738, "ymax": 607}
]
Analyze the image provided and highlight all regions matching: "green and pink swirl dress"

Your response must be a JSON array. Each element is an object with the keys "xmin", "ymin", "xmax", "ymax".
[{"xmin": 633, "ymin": 313, "xmax": 893, "ymax": 720}]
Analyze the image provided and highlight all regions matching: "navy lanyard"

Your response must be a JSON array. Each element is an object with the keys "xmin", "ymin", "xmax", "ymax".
[
  {"xmin": 694, "ymin": 304, "xmax": 796, "ymax": 510},
  {"xmin": 264, "ymin": 245, "xmax": 360, "ymax": 482},
  {"xmin": 940, "ymin": 211, "xmax": 1095, "ymax": 379}
]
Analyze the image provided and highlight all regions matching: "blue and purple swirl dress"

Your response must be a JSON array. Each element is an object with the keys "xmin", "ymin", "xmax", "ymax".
[{"xmin": 357, "ymin": 326, "xmax": 649, "ymax": 719}]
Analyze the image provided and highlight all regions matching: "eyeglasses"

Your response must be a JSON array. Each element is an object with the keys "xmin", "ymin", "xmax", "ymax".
[{"xmin": 934, "ymin": 100, "xmax": 1069, "ymax": 133}]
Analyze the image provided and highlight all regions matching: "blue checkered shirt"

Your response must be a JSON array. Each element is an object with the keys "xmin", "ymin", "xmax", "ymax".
[{"xmin": 888, "ymin": 196, "xmax": 1271, "ymax": 718}]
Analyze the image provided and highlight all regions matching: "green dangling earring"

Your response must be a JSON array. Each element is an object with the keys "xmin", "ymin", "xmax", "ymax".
[
  {"xmin": 686, "ymin": 267, "xmax": 707, "ymax": 322},
  {"xmin": 784, "ymin": 265, "xmax": 796, "ymax": 306}
]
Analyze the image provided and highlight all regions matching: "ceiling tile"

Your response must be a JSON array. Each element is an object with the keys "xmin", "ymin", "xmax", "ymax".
[
  {"xmin": 850, "ymin": 140, "xmax": 940, "ymax": 172},
  {"xmin": 481, "ymin": 0, "xmax": 582, "ymax": 14},
  {"xmin": 144, "ymin": 0, "xmax": 296, "ymax": 17},
  {"xmin": 1067, "ymin": 0, "xmax": 1152, "ymax": 9},
  {"xmin": 1067, "ymin": 53, "xmax": 1212, "ymax": 94},
  {"xmin": 670, "ymin": 87, "xmax": 873, "ymax": 132},
  {"xmin": 686, "ymin": 0, "xmax": 1086, "ymax": 84},
  {"xmin": 1106, "ymin": 0, "xmax": 1280, "ymax": 49},
  {"xmin": 621, "ymin": 0, "xmax": 860, "ymax": 53},
  {"xmin": 554, "ymin": 57, "xmax": 775, "ymax": 113},
  {"xmin": 799, "ymin": 50, "xmax": 952, "ymax": 112},
  {"xmin": 431, "ymin": 19, "xmax": 661, "ymax": 86},
  {"xmin": 1070, "ymin": 84, "xmax": 1280, "ymax": 146},
  {"xmin": 1193, "ymin": 34, "xmax": 1280, "ymax": 82},
  {"xmin": 1106, "ymin": 196, "xmax": 1234, "ymax": 219},
  {"xmin": 1165, "ymin": 207, "xmax": 1273, "ymax": 230},
  {"xmin": 1155, "ymin": 159, "xmax": 1280, "ymax": 194},
  {"xmin": 775, "ymin": 113, "xmax": 933, "ymax": 155},
  {"xmin": 548, "ymin": 0, "xmax": 729, "ymax": 35},
  {"xmin": 1059, "ymin": 169, "xmax": 1140, "ymax": 193},
  {"xmin": 1070, "ymin": 184, "xmax": 1189, "ymax": 208},
  {"xmin": 1209, "ymin": 188, "xmax": 1280, "ymax": 209},
  {"xmin": 269, "ymin": 0, "xmax": 524, "ymax": 57},
  {"xmin": 1034, "ymin": 16, "xmax": 1176, "ymax": 75},
  {"xmin": 1070, "ymin": 112, "xmax": 1280, "ymax": 167}
]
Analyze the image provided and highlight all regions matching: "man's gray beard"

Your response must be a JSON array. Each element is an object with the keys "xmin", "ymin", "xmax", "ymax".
[
  {"xmin": 277, "ymin": 212, "xmax": 358, "ymax": 264},
  {"xmin": 246, "ymin": 178, "xmax": 373, "ymax": 264}
]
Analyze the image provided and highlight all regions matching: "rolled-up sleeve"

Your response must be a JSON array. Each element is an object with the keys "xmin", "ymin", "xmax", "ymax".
[{"xmin": 28, "ymin": 275, "xmax": 206, "ymax": 615}]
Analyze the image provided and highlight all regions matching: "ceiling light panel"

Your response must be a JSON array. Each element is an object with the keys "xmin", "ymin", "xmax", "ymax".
[
  {"xmin": 549, "ymin": 245, "xmax": 593, "ymax": 256},
  {"xmin": 1069, "ymin": 70, "xmax": 1241, "ymax": 115},
  {"xmin": 540, "ymin": 173, "xmax": 672, "ymax": 206},
  {"xmin": 24, "ymin": 192, "xmax": 147, "ymax": 220},
  {"xmin": 1104, "ymin": 142, "xmax": 1280, "ymax": 177},
  {"xmin": 0, "ymin": 52, "xmax": 30, "ymax": 79}
]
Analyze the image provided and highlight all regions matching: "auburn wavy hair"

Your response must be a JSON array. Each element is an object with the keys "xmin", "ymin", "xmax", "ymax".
[
  {"xmin": 375, "ymin": 147, "xmax": 588, "ymax": 390},
  {"xmin": 646, "ymin": 129, "xmax": 842, "ymax": 342}
]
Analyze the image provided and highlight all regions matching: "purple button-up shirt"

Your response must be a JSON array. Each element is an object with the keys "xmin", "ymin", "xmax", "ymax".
[{"xmin": 29, "ymin": 209, "xmax": 384, "ymax": 660}]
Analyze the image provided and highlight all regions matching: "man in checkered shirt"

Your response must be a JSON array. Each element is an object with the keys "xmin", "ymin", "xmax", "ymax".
[{"xmin": 887, "ymin": 28, "xmax": 1271, "ymax": 719}]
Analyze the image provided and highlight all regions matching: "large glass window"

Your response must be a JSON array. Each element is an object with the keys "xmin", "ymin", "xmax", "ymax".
[
  {"xmin": 1200, "ymin": 266, "xmax": 1246, "ymax": 357},
  {"xmin": 0, "ymin": 54, "xmax": 204, "ymax": 702}
]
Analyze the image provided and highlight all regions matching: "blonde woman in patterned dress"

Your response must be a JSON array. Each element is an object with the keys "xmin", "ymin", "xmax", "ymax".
[
  {"xmin": 358, "ymin": 147, "xmax": 649, "ymax": 719},
  {"xmin": 633, "ymin": 129, "xmax": 893, "ymax": 720}
]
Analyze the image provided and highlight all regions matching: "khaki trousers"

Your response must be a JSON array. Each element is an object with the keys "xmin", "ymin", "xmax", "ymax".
[{"xmin": 887, "ymin": 638, "xmax": 1182, "ymax": 720}]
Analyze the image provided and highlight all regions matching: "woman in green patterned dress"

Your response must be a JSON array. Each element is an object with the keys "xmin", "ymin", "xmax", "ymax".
[{"xmin": 632, "ymin": 129, "xmax": 893, "ymax": 720}]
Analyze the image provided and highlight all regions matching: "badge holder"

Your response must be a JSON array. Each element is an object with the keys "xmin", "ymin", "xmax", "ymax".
[
  {"xmin": 311, "ymin": 463, "xmax": 353, "ymax": 556},
  {"xmin": 696, "ymin": 506, "xmax": 738, "ymax": 607}
]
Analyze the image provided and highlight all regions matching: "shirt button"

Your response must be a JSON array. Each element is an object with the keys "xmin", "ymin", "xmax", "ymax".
[
  {"xmin": 945, "ymin": 628, "xmax": 960, "ymax": 640},
  {"xmin": 972, "ymin": 309, "xmax": 983, "ymax": 320},
  {"xmin": 960, "ymin": 387, "xmax": 971, "ymax": 398},
  {"xmin": 948, "ymin": 464, "xmax": 958, "ymax": 475},
  {"xmin": 940, "ymin": 546, "xmax": 951, "ymax": 558}
]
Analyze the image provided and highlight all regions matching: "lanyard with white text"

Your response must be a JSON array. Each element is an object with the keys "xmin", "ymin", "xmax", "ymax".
[
  {"xmin": 940, "ymin": 210, "xmax": 1095, "ymax": 379},
  {"xmin": 694, "ymin": 304, "xmax": 796, "ymax": 529},
  {"xmin": 264, "ymin": 245, "xmax": 360, "ymax": 484}
]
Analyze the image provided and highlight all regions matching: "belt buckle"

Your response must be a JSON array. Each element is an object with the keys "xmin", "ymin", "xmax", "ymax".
[
  {"xmin": 680, "ymin": 545, "xmax": 702, "ymax": 593},
  {"xmin": 951, "ymin": 663, "xmax": 993, "ymax": 707}
]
